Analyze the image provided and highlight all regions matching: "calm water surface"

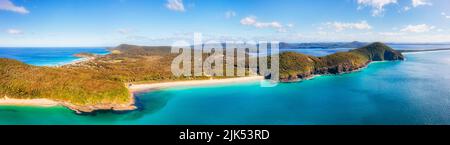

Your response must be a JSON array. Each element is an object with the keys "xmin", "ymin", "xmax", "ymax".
[
  {"xmin": 0, "ymin": 47, "xmax": 109, "ymax": 66},
  {"xmin": 0, "ymin": 46, "xmax": 449, "ymax": 125}
]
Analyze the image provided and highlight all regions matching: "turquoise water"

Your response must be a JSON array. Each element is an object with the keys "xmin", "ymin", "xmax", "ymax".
[
  {"xmin": 0, "ymin": 47, "xmax": 109, "ymax": 66},
  {"xmin": 0, "ymin": 49, "xmax": 449, "ymax": 125}
]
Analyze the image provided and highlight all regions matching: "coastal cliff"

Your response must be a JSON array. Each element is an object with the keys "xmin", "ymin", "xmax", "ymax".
[{"xmin": 280, "ymin": 42, "xmax": 404, "ymax": 82}]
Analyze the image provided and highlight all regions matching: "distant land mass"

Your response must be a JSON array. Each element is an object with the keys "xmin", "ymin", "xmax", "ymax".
[
  {"xmin": 0, "ymin": 42, "xmax": 407, "ymax": 113},
  {"xmin": 385, "ymin": 42, "xmax": 450, "ymax": 45},
  {"xmin": 279, "ymin": 42, "xmax": 450, "ymax": 49},
  {"xmin": 280, "ymin": 41, "xmax": 368, "ymax": 49}
]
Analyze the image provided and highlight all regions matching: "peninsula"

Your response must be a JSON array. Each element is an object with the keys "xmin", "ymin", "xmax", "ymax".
[
  {"xmin": 0, "ymin": 42, "xmax": 404, "ymax": 113},
  {"xmin": 280, "ymin": 42, "xmax": 404, "ymax": 81}
]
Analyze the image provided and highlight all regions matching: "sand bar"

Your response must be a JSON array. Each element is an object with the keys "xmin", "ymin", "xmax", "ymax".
[
  {"xmin": 0, "ymin": 96, "xmax": 59, "ymax": 107},
  {"xmin": 129, "ymin": 76, "xmax": 265, "ymax": 93}
]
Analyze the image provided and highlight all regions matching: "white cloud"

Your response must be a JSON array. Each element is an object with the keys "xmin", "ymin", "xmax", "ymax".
[
  {"xmin": 412, "ymin": 0, "xmax": 432, "ymax": 7},
  {"xmin": 287, "ymin": 24, "xmax": 294, "ymax": 28},
  {"xmin": 254, "ymin": 22, "xmax": 283, "ymax": 29},
  {"xmin": 442, "ymin": 12, "xmax": 450, "ymax": 19},
  {"xmin": 240, "ymin": 16, "xmax": 287, "ymax": 32},
  {"xmin": 357, "ymin": 0, "xmax": 431, "ymax": 15},
  {"xmin": 225, "ymin": 10, "xmax": 236, "ymax": 19},
  {"xmin": 403, "ymin": 6, "xmax": 411, "ymax": 11},
  {"xmin": 326, "ymin": 21, "xmax": 372, "ymax": 32},
  {"xmin": 240, "ymin": 16, "xmax": 257, "ymax": 25},
  {"xmin": 357, "ymin": 0, "xmax": 397, "ymax": 16},
  {"xmin": 402, "ymin": 0, "xmax": 432, "ymax": 12},
  {"xmin": 0, "ymin": 0, "xmax": 29, "ymax": 14},
  {"xmin": 401, "ymin": 24, "xmax": 435, "ymax": 33},
  {"xmin": 165, "ymin": 0, "xmax": 185, "ymax": 12},
  {"xmin": 6, "ymin": 29, "xmax": 23, "ymax": 35}
]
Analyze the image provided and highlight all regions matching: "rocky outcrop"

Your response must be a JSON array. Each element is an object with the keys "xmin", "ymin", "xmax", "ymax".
[
  {"xmin": 62, "ymin": 102, "xmax": 137, "ymax": 114},
  {"xmin": 60, "ymin": 92, "xmax": 137, "ymax": 114}
]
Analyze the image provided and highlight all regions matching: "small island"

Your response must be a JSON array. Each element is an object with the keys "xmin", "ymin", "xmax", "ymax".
[{"xmin": 0, "ymin": 42, "xmax": 404, "ymax": 113}]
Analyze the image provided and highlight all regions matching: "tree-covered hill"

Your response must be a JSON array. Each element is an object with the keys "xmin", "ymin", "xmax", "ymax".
[{"xmin": 280, "ymin": 42, "xmax": 404, "ymax": 81}]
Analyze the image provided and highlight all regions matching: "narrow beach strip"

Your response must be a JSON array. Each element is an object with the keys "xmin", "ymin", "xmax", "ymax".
[
  {"xmin": 0, "ymin": 97, "xmax": 59, "ymax": 107},
  {"xmin": 129, "ymin": 76, "xmax": 265, "ymax": 93}
]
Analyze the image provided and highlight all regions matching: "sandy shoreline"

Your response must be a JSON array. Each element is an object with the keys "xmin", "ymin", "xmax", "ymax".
[
  {"xmin": 0, "ymin": 96, "xmax": 59, "ymax": 107},
  {"xmin": 56, "ymin": 57, "xmax": 94, "ymax": 67},
  {"xmin": 0, "ymin": 76, "xmax": 265, "ymax": 110},
  {"xmin": 129, "ymin": 76, "xmax": 265, "ymax": 93}
]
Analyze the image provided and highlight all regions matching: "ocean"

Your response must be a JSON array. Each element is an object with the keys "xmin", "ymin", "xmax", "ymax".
[
  {"xmin": 0, "ymin": 47, "xmax": 110, "ymax": 66},
  {"xmin": 0, "ymin": 45, "xmax": 449, "ymax": 125}
]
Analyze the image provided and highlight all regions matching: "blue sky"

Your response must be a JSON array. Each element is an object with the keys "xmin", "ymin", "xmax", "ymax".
[{"xmin": 0, "ymin": 0, "xmax": 449, "ymax": 47}]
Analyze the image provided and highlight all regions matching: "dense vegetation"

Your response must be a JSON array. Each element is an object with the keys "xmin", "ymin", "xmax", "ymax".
[
  {"xmin": 0, "ymin": 44, "xmax": 229, "ymax": 112},
  {"xmin": 0, "ymin": 42, "xmax": 403, "ymax": 112},
  {"xmin": 70, "ymin": 44, "xmax": 220, "ymax": 83},
  {"xmin": 0, "ymin": 59, "xmax": 130, "ymax": 107}
]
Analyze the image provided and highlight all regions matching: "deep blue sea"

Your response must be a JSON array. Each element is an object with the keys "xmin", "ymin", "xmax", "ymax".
[{"xmin": 0, "ymin": 45, "xmax": 449, "ymax": 125}]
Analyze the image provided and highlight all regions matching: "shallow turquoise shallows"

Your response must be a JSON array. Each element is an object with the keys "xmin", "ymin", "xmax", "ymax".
[{"xmin": 0, "ymin": 48, "xmax": 450, "ymax": 125}]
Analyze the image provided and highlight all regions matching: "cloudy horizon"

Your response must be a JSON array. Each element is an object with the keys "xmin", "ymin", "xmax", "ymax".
[{"xmin": 1, "ymin": 0, "xmax": 450, "ymax": 47}]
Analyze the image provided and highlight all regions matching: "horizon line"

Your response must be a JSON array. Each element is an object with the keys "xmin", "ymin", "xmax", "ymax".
[{"xmin": 2, "ymin": 41, "xmax": 450, "ymax": 48}]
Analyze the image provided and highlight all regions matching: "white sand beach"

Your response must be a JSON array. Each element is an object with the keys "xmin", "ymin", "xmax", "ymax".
[
  {"xmin": 0, "ymin": 77, "xmax": 264, "ymax": 110},
  {"xmin": 0, "ymin": 96, "xmax": 59, "ymax": 107},
  {"xmin": 129, "ymin": 76, "xmax": 265, "ymax": 93}
]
